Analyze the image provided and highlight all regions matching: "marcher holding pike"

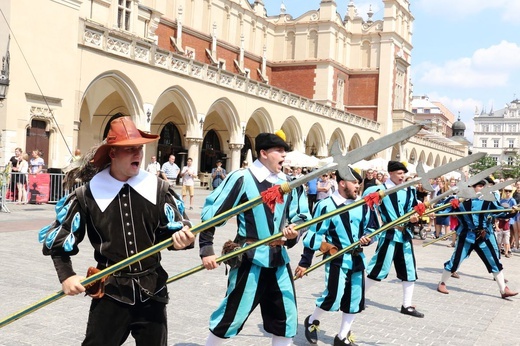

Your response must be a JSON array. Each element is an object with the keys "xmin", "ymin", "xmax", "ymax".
[
  {"xmin": 436, "ymin": 179, "xmax": 519, "ymax": 298},
  {"xmin": 39, "ymin": 116, "xmax": 194, "ymax": 345},
  {"xmin": 199, "ymin": 130, "xmax": 310, "ymax": 346},
  {"xmin": 362, "ymin": 161, "xmax": 424, "ymax": 318},
  {"xmin": 295, "ymin": 167, "xmax": 376, "ymax": 346}
]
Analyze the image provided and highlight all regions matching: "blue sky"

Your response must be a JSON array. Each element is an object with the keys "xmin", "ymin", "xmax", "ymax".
[{"xmin": 262, "ymin": 0, "xmax": 520, "ymax": 142}]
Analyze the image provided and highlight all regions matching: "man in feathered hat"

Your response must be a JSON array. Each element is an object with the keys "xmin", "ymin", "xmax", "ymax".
[
  {"xmin": 39, "ymin": 115, "xmax": 194, "ymax": 345},
  {"xmin": 295, "ymin": 167, "xmax": 375, "ymax": 346},
  {"xmin": 199, "ymin": 130, "xmax": 310, "ymax": 346},
  {"xmin": 362, "ymin": 160, "xmax": 425, "ymax": 318}
]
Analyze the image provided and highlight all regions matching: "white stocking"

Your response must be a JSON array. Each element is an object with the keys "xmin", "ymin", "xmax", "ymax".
[
  {"xmin": 493, "ymin": 271, "xmax": 506, "ymax": 293},
  {"xmin": 205, "ymin": 332, "xmax": 225, "ymax": 346},
  {"xmin": 271, "ymin": 335, "xmax": 292, "ymax": 346},
  {"xmin": 402, "ymin": 281, "xmax": 415, "ymax": 307},
  {"xmin": 440, "ymin": 270, "xmax": 451, "ymax": 284},
  {"xmin": 309, "ymin": 306, "xmax": 326, "ymax": 324},
  {"xmin": 337, "ymin": 313, "xmax": 356, "ymax": 340}
]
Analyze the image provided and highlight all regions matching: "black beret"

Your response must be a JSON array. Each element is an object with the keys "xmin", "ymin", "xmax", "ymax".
[
  {"xmin": 388, "ymin": 160, "xmax": 408, "ymax": 173},
  {"xmin": 484, "ymin": 176, "xmax": 495, "ymax": 184},
  {"xmin": 337, "ymin": 168, "xmax": 362, "ymax": 183},
  {"xmin": 255, "ymin": 133, "xmax": 290, "ymax": 152},
  {"xmin": 472, "ymin": 179, "xmax": 487, "ymax": 187}
]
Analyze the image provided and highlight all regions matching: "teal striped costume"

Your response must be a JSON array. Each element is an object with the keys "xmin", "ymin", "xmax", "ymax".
[
  {"xmin": 301, "ymin": 193, "xmax": 375, "ymax": 314},
  {"xmin": 199, "ymin": 164, "xmax": 310, "ymax": 339}
]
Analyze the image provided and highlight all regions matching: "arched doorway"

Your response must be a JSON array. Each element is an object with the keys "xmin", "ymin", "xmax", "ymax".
[
  {"xmin": 157, "ymin": 122, "xmax": 184, "ymax": 165},
  {"xmin": 200, "ymin": 130, "xmax": 224, "ymax": 173},
  {"xmin": 241, "ymin": 135, "xmax": 253, "ymax": 162},
  {"xmin": 26, "ymin": 119, "xmax": 50, "ymax": 169}
]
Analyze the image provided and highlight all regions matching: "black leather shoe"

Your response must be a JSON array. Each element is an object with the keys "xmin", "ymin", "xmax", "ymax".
[
  {"xmin": 304, "ymin": 315, "xmax": 319, "ymax": 344},
  {"xmin": 400, "ymin": 305, "xmax": 424, "ymax": 318},
  {"xmin": 334, "ymin": 331, "xmax": 358, "ymax": 346}
]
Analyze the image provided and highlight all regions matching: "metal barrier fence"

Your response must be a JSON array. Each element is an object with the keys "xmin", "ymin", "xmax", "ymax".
[{"xmin": 2, "ymin": 172, "xmax": 83, "ymax": 204}]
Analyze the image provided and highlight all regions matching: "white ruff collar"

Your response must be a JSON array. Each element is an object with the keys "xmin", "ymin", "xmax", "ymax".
[
  {"xmin": 250, "ymin": 159, "xmax": 286, "ymax": 184},
  {"xmin": 332, "ymin": 190, "xmax": 360, "ymax": 206},
  {"xmin": 89, "ymin": 168, "xmax": 158, "ymax": 212}
]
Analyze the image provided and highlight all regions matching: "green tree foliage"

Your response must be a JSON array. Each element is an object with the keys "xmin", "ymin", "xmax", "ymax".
[
  {"xmin": 469, "ymin": 156, "xmax": 498, "ymax": 176},
  {"xmin": 469, "ymin": 155, "xmax": 520, "ymax": 180},
  {"xmin": 501, "ymin": 154, "xmax": 520, "ymax": 180}
]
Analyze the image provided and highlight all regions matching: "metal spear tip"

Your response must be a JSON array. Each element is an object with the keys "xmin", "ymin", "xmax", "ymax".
[
  {"xmin": 332, "ymin": 125, "xmax": 424, "ymax": 182},
  {"xmin": 416, "ymin": 152, "xmax": 487, "ymax": 192}
]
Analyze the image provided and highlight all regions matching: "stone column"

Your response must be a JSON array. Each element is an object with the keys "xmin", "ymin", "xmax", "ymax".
[
  {"xmin": 186, "ymin": 137, "xmax": 202, "ymax": 174},
  {"xmin": 228, "ymin": 143, "xmax": 243, "ymax": 172}
]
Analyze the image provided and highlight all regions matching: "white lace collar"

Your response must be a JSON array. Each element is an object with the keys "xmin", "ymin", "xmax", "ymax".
[
  {"xmin": 250, "ymin": 159, "xmax": 286, "ymax": 184},
  {"xmin": 89, "ymin": 167, "xmax": 157, "ymax": 212}
]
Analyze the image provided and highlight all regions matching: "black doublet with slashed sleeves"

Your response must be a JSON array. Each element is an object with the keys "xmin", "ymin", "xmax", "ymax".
[{"xmin": 41, "ymin": 169, "xmax": 190, "ymax": 305}]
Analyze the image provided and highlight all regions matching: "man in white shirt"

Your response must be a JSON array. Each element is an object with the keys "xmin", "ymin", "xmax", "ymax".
[
  {"xmin": 180, "ymin": 157, "xmax": 197, "ymax": 210},
  {"xmin": 146, "ymin": 155, "xmax": 161, "ymax": 176},
  {"xmin": 161, "ymin": 155, "xmax": 180, "ymax": 185}
]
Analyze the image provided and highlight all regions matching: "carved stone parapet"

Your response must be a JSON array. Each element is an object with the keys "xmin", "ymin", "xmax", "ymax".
[{"xmin": 185, "ymin": 137, "xmax": 203, "ymax": 145}]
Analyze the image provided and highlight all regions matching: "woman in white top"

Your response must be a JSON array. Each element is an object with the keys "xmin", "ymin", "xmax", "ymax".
[
  {"xmin": 17, "ymin": 153, "xmax": 29, "ymax": 204},
  {"xmin": 30, "ymin": 150, "xmax": 44, "ymax": 174}
]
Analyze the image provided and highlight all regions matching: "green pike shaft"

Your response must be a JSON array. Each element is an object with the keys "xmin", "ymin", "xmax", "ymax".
[{"xmin": 296, "ymin": 203, "xmax": 451, "ymax": 280}]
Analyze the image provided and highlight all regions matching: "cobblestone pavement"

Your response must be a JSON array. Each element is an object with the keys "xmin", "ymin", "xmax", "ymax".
[{"xmin": 1, "ymin": 187, "xmax": 519, "ymax": 345}]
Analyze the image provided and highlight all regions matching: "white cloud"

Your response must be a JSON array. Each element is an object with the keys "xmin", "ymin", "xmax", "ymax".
[
  {"xmin": 414, "ymin": 41, "xmax": 520, "ymax": 88},
  {"xmin": 414, "ymin": 0, "xmax": 520, "ymax": 22},
  {"xmin": 473, "ymin": 41, "xmax": 520, "ymax": 70},
  {"xmin": 416, "ymin": 59, "xmax": 509, "ymax": 88}
]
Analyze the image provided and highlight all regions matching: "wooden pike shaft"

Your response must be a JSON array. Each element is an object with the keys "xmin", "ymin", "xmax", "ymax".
[
  {"xmin": 295, "ymin": 203, "xmax": 451, "ymax": 280},
  {"xmin": 437, "ymin": 209, "xmax": 515, "ymax": 216},
  {"xmin": 167, "ymin": 179, "xmax": 421, "ymax": 283},
  {"xmin": 167, "ymin": 196, "xmax": 370, "ymax": 284},
  {"xmin": 0, "ymin": 164, "xmax": 338, "ymax": 329},
  {"xmin": 421, "ymin": 231, "xmax": 456, "ymax": 248},
  {"xmin": 0, "ymin": 195, "xmax": 264, "ymax": 329}
]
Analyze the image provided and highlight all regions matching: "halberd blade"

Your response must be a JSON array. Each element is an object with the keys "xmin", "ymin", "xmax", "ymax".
[
  {"xmin": 416, "ymin": 152, "xmax": 486, "ymax": 192},
  {"xmin": 332, "ymin": 124, "xmax": 424, "ymax": 181}
]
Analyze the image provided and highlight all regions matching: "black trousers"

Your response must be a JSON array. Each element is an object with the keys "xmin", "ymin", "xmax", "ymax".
[{"xmin": 82, "ymin": 296, "xmax": 167, "ymax": 346}]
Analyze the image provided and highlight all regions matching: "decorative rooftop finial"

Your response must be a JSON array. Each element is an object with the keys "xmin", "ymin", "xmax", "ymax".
[
  {"xmin": 367, "ymin": 4, "xmax": 374, "ymax": 23},
  {"xmin": 280, "ymin": 0, "xmax": 286, "ymax": 14}
]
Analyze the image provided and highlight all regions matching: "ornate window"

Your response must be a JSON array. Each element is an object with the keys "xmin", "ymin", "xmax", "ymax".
[
  {"xmin": 117, "ymin": 0, "xmax": 132, "ymax": 31},
  {"xmin": 309, "ymin": 30, "xmax": 318, "ymax": 59},
  {"xmin": 286, "ymin": 32, "xmax": 295, "ymax": 60}
]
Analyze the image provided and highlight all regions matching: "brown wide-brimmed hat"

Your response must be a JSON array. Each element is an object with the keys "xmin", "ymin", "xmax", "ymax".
[{"xmin": 92, "ymin": 116, "xmax": 159, "ymax": 168}]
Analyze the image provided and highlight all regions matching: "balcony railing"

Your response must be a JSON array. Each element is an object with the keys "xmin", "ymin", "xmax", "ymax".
[{"xmin": 80, "ymin": 18, "xmax": 380, "ymax": 132}]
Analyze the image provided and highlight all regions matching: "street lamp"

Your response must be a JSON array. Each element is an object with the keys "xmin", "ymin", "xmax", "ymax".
[
  {"xmin": 0, "ymin": 68, "xmax": 9, "ymax": 101},
  {"xmin": 0, "ymin": 51, "xmax": 9, "ymax": 100},
  {"xmin": 0, "ymin": 75, "xmax": 8, "ymax": 100}
]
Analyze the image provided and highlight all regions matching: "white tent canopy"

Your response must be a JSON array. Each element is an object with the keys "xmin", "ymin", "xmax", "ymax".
[
  {"xmin": 283, "ymin": 150, "xmax": 319, "ymax": 168},
  {"xmin": 351, "ymin": 159, "xmax": 372, "ymax": 170},
  {"xmin": 366, "ymin": 157, "xmax": 388, "ymax": 171}
]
